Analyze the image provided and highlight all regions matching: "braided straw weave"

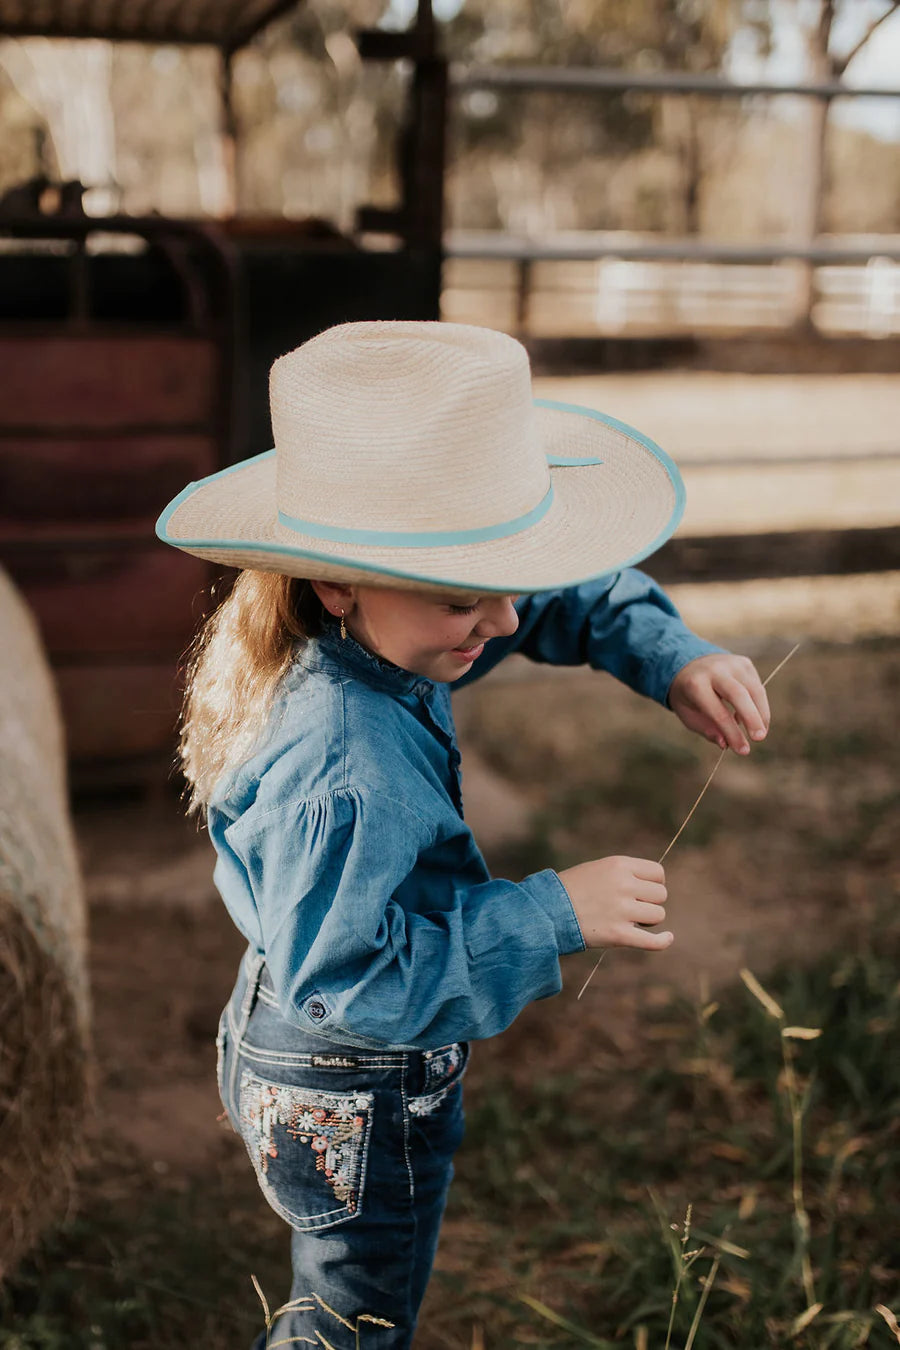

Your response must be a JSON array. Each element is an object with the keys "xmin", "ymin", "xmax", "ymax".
[
  {"xmin": 0, "ymin": 567, "xmax": 90, "ymax": 1279},
  {"xmin": 158, "ymin": 321, "xmax": 684, "ymax": 592}
]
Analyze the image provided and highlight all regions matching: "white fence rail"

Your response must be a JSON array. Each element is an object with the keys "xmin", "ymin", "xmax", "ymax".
[{"xmin": 442, "ymin": 242, "xmax": 900, "ymax": 339}]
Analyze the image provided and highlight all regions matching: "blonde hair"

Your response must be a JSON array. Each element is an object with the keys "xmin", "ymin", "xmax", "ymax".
[{"xmin": 178, "ymin": 571, "xmax": 324, "ymax": 816}]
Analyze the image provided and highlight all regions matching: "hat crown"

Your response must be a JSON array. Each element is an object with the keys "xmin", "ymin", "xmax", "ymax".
[{"xmin": 271, "ymin": 321, "xmax": 549, "ymax": 539}]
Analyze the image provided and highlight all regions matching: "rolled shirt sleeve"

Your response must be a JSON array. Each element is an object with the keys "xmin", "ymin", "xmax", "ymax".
[
  {"xmin": 457, "ymin": 568, "xmax": 727, "ymax": 705},
  {"xmin": 231, "ymin": 786, "xmax": 585, "ymax": 1050}
]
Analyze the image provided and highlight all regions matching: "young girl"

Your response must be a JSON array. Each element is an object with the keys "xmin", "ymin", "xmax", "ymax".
[{"xmin": 157, "ymin": 321, "xmax": 770, "ymax": 1348}]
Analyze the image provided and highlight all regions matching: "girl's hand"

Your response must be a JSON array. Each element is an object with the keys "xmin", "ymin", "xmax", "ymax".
[
  {"xmin": 558, "ymin": 856, "xmax": 671, "ymax": 950},
  {"xmin": 668, "ymin": 653, "xmax": 770, "ymax": 756}
]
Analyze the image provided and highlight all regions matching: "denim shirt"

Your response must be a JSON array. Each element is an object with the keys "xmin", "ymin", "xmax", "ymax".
[{"xmin": 207, "ymin": 569, "xmax": 725, "ymax": 1051}]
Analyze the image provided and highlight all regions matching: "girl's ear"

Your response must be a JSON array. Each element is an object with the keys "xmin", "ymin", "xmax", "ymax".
[{"xmin": 309, "ymin": 580, "xmax": 355, "ymax": 616}]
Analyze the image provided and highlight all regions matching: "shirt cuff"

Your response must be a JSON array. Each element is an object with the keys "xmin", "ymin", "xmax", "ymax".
[
  {"xmin": 642, "ymin": 634, "xmax": 729, "ymax": 707},
  {"xmin": 520, "ymin": 868, "xmax": 586, "ymax": 954}
]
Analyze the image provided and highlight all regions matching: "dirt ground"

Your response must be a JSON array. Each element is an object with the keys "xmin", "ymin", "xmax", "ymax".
[{"xmin": 65, "ymin": 625, "xmax": 900, "ymax": 1345}]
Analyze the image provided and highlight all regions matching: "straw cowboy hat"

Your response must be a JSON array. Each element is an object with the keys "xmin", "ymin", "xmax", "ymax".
[{"xmin": 156, "ymin": 320, "xmax": 685, "ymax": 594}]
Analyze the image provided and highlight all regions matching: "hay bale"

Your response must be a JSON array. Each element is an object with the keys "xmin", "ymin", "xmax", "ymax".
[{"xmin": 0, "ymin": 566, "xmax": 90, "ymax": 1279}]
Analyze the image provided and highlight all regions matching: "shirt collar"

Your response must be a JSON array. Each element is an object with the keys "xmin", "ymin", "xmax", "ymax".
[{"xmin": 295, "ymin": 621, "xmax": 426, "ymax": 695}]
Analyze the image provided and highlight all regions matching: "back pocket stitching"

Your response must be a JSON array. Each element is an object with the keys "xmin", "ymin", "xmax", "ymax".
[{"xmin": 238, "ymin": 1071, "xmax": 373, "ymax": 1233}]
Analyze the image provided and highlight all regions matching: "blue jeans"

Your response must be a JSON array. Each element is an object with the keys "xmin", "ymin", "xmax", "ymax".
[{"xmin": 217, "ymin": 950, "xmax": 468, "ymax": 1349}]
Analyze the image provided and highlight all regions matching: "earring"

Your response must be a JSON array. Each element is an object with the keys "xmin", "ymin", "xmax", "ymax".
[{"xmin": 339, "ymin": 609, "xmax": 347, "ymax": 641}]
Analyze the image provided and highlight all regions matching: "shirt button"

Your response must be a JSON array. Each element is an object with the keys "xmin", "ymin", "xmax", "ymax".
[
  {"xmin": 355, "ymin": 1096, "xmax": 369, "ymax": 1110},
  {"xmin": 308, "ymin": 1000, "xmax": 326, "ymax": 1021}
]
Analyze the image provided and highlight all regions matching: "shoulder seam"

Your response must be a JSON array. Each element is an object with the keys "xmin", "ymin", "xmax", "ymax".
[{"xmin": 232, "ymin": 783, "xmax": 434, "ymax": 834}]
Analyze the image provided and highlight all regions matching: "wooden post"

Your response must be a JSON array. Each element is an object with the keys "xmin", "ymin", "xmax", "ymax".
[{"xmin": 219, "ymin": 49, "xmax": 238, "ymax": 219}]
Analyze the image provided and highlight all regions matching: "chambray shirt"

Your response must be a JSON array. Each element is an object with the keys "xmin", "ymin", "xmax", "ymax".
[{"xmin": 207, "ymin": 569, "xmax": 724, "ymax": 1050}]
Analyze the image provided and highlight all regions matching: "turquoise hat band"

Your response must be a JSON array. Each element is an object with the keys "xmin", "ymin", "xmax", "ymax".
[
  {"xmin": 276, "ymin": 451, "xmax": 601, "ymax": 549},
  {"xmin": 277, "ymin": 487, "xmax": 549, "ymax": 548},
  {"xmin": 275, "ymin": 448, "xmax": 599, "ymax": 548}
]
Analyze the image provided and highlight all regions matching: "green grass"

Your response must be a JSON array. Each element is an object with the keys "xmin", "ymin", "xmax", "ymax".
[
  {"xmin": 441, "ymin": 916, "xmax": 900, "ymax": 1348},
  {"xmin": 0, "ymin": 1161, "xmax": 285, "ymax": 1349},
  {"xmin": 4, "ymin": 923, "xmax": 899, "ymax": 1350}
]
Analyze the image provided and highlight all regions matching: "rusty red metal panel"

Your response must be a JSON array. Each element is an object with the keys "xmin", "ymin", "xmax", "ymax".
[
  {"xmin": 0, "ymin": 336, "xmax": 217, "ymax": 429},
  {"xmin": 2, "ymin": 546, "xmax": 210, "ymax": 659},
  {"xmin": 55, "ymin": 662, "xmax": 184, "ymax": 761},
  {"xmin": 0, "ymin": 217, "xmax": 233, "ymax": 775},
  {"xmin": 0, "ymin": 434, "xmax": 217, "ymax": 521}
]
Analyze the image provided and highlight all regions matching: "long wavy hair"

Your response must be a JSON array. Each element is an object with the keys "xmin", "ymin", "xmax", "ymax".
[{"xmin": 178, "ymin": 571, "xmax": 324, "ymax": 817}]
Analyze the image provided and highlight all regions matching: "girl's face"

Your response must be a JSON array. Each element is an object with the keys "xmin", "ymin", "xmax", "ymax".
[{"xmin": 313, "ymin": 582, "xmax": 520, "ymax": 682}]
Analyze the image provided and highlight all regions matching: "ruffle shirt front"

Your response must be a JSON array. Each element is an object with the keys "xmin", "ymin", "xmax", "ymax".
[{"xmin": 207, "ymin": 569, "xmax": 724, "ymax": 1049}]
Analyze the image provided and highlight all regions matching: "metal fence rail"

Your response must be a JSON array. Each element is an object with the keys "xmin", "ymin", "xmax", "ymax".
[{"xmin": 451, "ymin": 64, "xmax": 900, "ymax": 101}]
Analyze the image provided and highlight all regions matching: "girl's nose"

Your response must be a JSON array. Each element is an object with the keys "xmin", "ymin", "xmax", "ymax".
[{"xmin": 474, "ymin": 596, "xmax": 519, "ymax": 639}]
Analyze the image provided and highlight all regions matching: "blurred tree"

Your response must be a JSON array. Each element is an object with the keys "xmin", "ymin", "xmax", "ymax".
[
  {"xmin": 443, "ymin": 0, "xmax": 775, "ymax": 233},
  {"xmin": 445, "ymin": 0, "xmax": 742, "ymax": 159},
  {"xmin": 792, "ymin": 0, "xmax": 900, "ymax": 322}
]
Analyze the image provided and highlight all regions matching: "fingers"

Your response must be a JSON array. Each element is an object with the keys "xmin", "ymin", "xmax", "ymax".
[
  {"xmin": 752, "ymin": 669, "xmax": 771, "ymax": 726},
  {"xmin": 632, "ymin": 898, "xmax": 666, "ymax": 926},
  {"xmin": 622, "ymin": 925, "xmax": 674, "ymax": 952},
  {"xmin": 561, "ymin": 856, "xmax": 673, "ymax": 953},
  {"xmin": 716, "ymin": 673, "xmax": 770, "ymax": 744},
  {"xmin": 633, "ymin": 878, "xmax": 667, "ymax": 905},
  {"xmin": 671, "ymin": 654, "xmax": 772, "ymax": 755},
  {"xmin": 622, "ymin": 862, "xmax": 670, "ymax": 946},
  {"xmin": 692, "ymin": 676, "xmax": 765, "ymax": 755},
  {"xmin": 628, "ymin": 857, "xmax": 666, "ymax": 884}
]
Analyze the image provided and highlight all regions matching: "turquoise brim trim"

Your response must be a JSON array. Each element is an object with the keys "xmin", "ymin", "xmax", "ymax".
[
  {"xmin": 155, "ymin": 400, "xmax": 685, "ymax": 593},
  {"xmin": 534, "ymin": 397, "xmax": 686, "ymax": 541}
]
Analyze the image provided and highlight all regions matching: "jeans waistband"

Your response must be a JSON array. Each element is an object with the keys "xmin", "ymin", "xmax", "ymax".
[{"xmin": 235, "ymin": 946, "xmax": 466, "ymax": 1066}]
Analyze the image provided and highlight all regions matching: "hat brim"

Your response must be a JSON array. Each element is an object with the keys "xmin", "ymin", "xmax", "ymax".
[{"xmin": 156, "ymin": 400, "xmax": 684, "ymax": 595}]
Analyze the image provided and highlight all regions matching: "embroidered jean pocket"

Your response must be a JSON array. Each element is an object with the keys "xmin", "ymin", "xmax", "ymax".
[
  {"xmin": 410, "ymin": 1042, "xmax": 470, "ymax": 1118},
  {"xmin": 422, "ymin": 1042, "xmax": 468, "ymax": 1094},
  {"xmin": 238, "ymin": 1071, "xmax": 373, "ymax": 1233}
]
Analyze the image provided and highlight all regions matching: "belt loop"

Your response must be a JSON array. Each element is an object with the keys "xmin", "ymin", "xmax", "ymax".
[
  {"xmin": 240, "ymin": 951, "xmax": 266, "ymax": 1018},
  {"xmin": 228, "ymin": 952, "xmax": 267, "ymax": 1112}
]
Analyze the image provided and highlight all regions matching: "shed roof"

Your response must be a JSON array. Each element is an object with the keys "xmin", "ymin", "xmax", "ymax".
[{"xmin": 0, "ymin": 0, "xmax": 302, "ymax": 52}]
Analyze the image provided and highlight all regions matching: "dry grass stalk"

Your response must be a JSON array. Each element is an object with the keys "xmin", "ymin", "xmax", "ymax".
[
  {"xmin": 649, "ymin": 1192, "xmax": 730, "ymax": 1350},
  {"xmin": 519, "ymin": 1292, "xmax": 613, "ymax": 1346},
  {"xmin": 656, "ymin": 749, "xmax": 727, "ymax": 867},
  {"xmin": 663, "ymin": 1202, "xmax": 694, "ymax": 1350},
  {"xmin": 739, "ymin": 968, "xmax": 785, "ymax": 1021},
  {"xmin": 250, "ymin": 1276, "xmax": 395, "ymax": 1350},
  {"xmin": 790, "ymin": 1302, "xmax": 824, "ymax": 1336},
  {"xmin": 741, "ymin": 966, "xmax": 820, "ymax": 1311},
  {"xmin": 658, "ymin": 640, "xmax": 801, "ymax": 868},
  {"xmin": 876, "ymin": 1304, "xmax": 900, "ymax": 1345},
  {"xmin": 683, "ymin": 1252, "xmax": 722, "ymax": 1350},
  {"xmin": 578, "ymin": 642, "xmax": 801, "ymax": 1000}
]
